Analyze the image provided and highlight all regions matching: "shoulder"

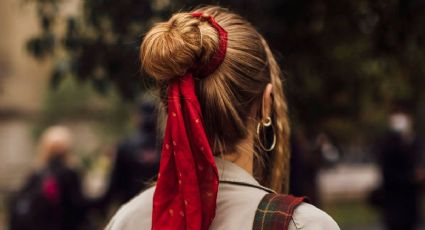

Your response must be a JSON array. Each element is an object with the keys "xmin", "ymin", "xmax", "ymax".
[
  {"xmin": 290, "ymin": 202, "xmax": 340, "ymax": 230},
  {"xmin": 106, "ymin": 186, "xmax": 155, "ymax": 230}
]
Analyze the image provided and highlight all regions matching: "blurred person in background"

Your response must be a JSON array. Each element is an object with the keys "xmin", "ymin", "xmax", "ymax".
[
  {"xmin": 98, "ymin": 101, "xmax": 160, "ymax": 211},
  {"xmin": 375, "ymin": 110, "xmax": 424, "ymax": 230},
  {"xmin": 8, "ymin": 126, "xmax": 91, "ymax": 230},
  {"xmin": 290, "ymin": 130, "xmax": 340, "ymax": 207},
  {"xmin": 289, "ymin": 129, "xmax": 323, "ymax": 206}
]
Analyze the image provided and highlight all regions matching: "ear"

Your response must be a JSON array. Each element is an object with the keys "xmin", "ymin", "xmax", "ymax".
[{"xmin": 261, "ymin": 83, "xmax": 273, "ymax": 121}]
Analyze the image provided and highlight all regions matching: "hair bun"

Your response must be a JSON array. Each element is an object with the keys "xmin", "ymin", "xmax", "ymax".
[{"xmin": 140, "ymin": 12, "xmax": 219, "ymax": 81}]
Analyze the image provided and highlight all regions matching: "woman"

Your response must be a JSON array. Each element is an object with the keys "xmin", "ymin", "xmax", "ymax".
[
  {"xmin": 107, "ymin": 6, "xmax": 339, "ymax": 230},
  {"xmin": 9, "ymin": 126, "xmax": 91, "ymax": 230}
]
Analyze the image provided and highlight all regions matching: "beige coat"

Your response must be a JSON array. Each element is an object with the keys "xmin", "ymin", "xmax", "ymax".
[{"xmin": 106, "ymin": 158, "xmax": 340, "ymax": 230}]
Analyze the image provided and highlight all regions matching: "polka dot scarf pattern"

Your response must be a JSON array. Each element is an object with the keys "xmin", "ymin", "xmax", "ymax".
[{"xmin": 152, "ymin": 12, "xmax": 228, "ymax": 230}]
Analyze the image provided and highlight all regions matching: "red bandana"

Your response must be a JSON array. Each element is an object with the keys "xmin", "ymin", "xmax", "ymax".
[{"xmin": 152, "ymin": 12, "xmax": 228, "ymax": 230}]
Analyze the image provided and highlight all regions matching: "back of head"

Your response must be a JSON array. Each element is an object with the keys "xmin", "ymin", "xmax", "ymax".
[
  {"xmin": 38, "ymin": 126, "xmax": 73, "ymax": 167},
  {"xmin": 140, "ymin": 6, "xmax": 290, "ymax": 193}
]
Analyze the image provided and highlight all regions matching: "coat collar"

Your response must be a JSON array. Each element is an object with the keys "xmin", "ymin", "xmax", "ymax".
[{"xmin": 214, "ymin": 157, "xmax": 275, "ymax": 194}]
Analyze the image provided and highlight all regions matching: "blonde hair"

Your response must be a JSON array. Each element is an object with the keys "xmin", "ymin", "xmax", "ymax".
[
  {"xmin": 140, "ymin": 6, "xmax": 290, "ymax": 193},
  {"xmin": 37, "ymin": 126, "xmax": 73, "ymax": 168}
]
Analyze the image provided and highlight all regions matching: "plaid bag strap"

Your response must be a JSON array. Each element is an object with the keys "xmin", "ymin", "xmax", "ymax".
[{"xmin": 253, "ymin": 193, "xmax": 307, "ymax": 230}]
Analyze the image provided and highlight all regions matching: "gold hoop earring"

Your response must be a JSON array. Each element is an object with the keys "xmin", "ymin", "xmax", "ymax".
[{"xmin": 256, "ymin": 116, "xmax": 276, "ymax": 151}]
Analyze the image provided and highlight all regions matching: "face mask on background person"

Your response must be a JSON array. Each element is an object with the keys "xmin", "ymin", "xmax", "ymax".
[{"xmin": 389, "ymin": 113, "xmax": 412, "ymax": 134}]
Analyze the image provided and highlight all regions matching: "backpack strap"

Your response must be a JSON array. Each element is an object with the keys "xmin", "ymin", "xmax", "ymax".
[{"xmin": 253, "ymin": 193, "xmax": 308, "ymax": 230}]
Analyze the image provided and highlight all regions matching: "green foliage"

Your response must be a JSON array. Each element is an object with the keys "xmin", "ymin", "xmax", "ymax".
[
  {"xmin": 27, "ymin": 0, "xmax": 157, "ymax": 99},
  {"xmin": 323, "ymin": 199, "xmax": 380, "ymax": 229},
  {"xmin": 34, "ymin": 76, "xmax": 132, "ymax": 140},
  {"xmin": 27, "ymin": 0, "xmax": 425, "ymax": 142},
  {"xmin": 324, "ymin": 195, "xmax": 425, "ymax": 229}
]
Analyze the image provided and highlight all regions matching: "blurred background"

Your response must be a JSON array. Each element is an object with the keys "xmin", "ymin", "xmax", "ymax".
[{"xmin": 1, "ymin": 0, "xmax": 425, "ymax": 229}]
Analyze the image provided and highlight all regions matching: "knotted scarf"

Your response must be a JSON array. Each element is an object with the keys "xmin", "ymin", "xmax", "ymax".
[{"xmin": 152, "ymin": 12, "xmax": 228, "ymax": 230}]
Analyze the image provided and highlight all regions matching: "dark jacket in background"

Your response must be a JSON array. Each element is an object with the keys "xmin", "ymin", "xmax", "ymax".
[
  {"xmin": 101, "ymin": 131, "xmax": 160, "ymax": 205},
  {"xmin": 377, "ymin": 131, "xmax": 422, "ymax": 230},
  {"xmin": 9, "ymin": 156, "xmax": 90, "ymax": 230}
]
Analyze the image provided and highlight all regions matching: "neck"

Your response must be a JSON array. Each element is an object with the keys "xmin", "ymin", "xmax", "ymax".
[{"xmin": 222, "ymin": 134, "xmax": 255, "ymax": 175}]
